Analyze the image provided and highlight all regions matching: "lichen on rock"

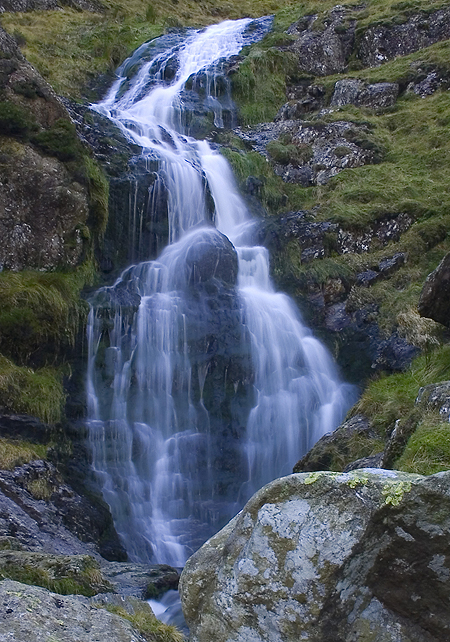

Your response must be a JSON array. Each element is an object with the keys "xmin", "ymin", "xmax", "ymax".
[{"xmin": 180, "ymin": 469, "xmax": 450, "ymax": 642}]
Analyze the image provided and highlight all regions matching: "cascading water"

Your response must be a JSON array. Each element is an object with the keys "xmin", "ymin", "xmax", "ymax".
[{"xmin": 87, "ymin": 17, "xmax": 355, "ymax": 567}]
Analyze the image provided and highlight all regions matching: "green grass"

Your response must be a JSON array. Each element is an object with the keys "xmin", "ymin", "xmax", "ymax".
[
  {"xmin": 353, "ymin": 344, "xmax": 450, "ymax": 437},
  {"xmin": 396, "ymin": 414, "xmax": 450, "ymax": 474},
  {"xmin": 0, "ymin": 355, "xmax": 65, "ymax": 424},
  {"xmin": 0, "ymin": 265, "xmax": 92, "ymax": 365},
  {"xmin": 0, "ymin": 553, "xmax": 113, "ymax": 597},
  {"xmin": 105, "ymin": 604, "xmax": 185, "ymax": 642},
  {"xmin": 0, "ymin": 438, "xmax": 48, "ymax": 470}
]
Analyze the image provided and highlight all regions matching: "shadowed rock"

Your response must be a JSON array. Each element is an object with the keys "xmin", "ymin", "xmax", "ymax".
[{"xmin": 418, "ymin": 252, "xmax": 450, "ymax": 327}]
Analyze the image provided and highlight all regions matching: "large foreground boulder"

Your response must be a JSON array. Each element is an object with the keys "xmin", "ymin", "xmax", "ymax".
[{"xmin": 180, "ymin": 469, "xmax": 450, "ymax": 642}]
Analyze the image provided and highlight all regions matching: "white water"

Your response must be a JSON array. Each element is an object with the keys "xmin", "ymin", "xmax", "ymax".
[{"xmin": 87, "ymin": 18, "xmax": 354, "ymax": 566}]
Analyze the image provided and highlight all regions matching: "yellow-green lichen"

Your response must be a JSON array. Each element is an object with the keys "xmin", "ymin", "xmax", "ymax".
[{"xmin": 382, "ymin": 480, "xmax": 412, "ymax": 506}]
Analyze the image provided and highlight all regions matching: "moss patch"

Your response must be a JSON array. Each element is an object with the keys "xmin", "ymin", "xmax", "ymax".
[
  {"xmin": 0, "ymin": 437, "xmax": 47, "ymax": 470},
  {"xmin": 0, "ymin": 356, "xmax": 65, "ymax": 424},
  {"xmin": 396, "ymin": 414, "xmax": 450, "ymax": 474},
  {"xmin": 353, "ymin": 344, "xmax": 450, "ymax": 437},
  {"xmin": 0, "ymin": 552, "xmax": 113, "ymax": 597},
  {"xmin": 104, "ymin": 604, "xmax": 185, "ymax": 642}
]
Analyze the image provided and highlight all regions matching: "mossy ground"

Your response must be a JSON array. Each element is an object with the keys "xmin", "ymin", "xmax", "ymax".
[
  {"xmin": 0, "ymin": 437, "xmax": 47, "ymax": 470},
  {"xmin": 0, "ymin": 553, "xmax": 113, "ymax": 597},
  {"xmin": 104, "ymin": 604, "xmax": 185, "ymax": 642}
]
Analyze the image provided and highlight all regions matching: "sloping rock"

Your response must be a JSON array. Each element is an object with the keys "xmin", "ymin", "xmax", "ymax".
[
  {"xmin": 418, "ymin": 252, "xmax": 450, "ymax": 327},
  {"xmin": 359, "ymin": 7, "xmax": 450, "ymax": 67},
  {"xmin": 330, "ymin": 79, "xmax": 399, "ymax": 110},
  {"xmin": 286, "ymin": 6, "xmax": 356, "ymax": 76},
  {"xmin": 180, "ymin": 469, "xmax": 450, "ymax": 642},
  {"xmin": 101, "ymin": 561, "xmax": 179, "ymax": 599},
  {"xmin": 0, "ymin": 579, "xmax": 147, "ymax": 642},
  {"xmin": 0, "ymin": 459, "xmax": 126, "ymax": 561},
  {"xmin": 293, "ymin": 414, "xmax": 378, "ymax": 472}
]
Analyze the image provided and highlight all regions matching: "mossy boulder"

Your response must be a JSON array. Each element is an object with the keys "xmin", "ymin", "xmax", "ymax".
[
  {"xmin": 0, "ymin": 579, "xmax": 184, "ymax": 642},
  {"xmin": 181, "ymin": 469, "xmax": 450, "ymax": 642}
]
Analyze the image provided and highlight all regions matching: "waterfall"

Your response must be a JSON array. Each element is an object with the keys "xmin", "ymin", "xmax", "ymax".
[{"xmin": 87, "ymin": 17, "xmax": 355, "ymax": 566}]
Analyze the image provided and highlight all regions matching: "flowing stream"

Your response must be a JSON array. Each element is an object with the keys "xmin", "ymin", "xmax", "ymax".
[{"xmin": 87, "ymin": 17, "xmax": 355, "ymax": 567}]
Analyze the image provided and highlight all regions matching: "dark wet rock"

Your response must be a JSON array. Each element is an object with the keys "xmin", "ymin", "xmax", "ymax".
[
  {"xmin": 181, "ymin": 469, "xmax": 450, "ymax": 642},
  {"xmin": 275, "ymin": 211, "xmax": 339, "ymax": 263},
  {"xmin": 101, "ymin": 562, "xmax": 179, "ymax": 599},
  {"xmin": 359, "ymin": 7, "xmax": 450, "ymax": 67},
  {"xmin": 293, "ymin": 414, "xmax": 376, "ymax": 473},
  {"xmin": 372, "ymin": 331, "xmax": 419, "ymax": 372},
  {"xmin": 331, "ymin": 78, "xmax": 399, "ymax": 110},
  {"xmin": 0, "ymin": 459, "xmax": 126, "ymax": 561},
  {"xmin": 338, "ymin": 213, "xmax": 412, "ymax": 253},
  {"xmin": 418, "ymin": 252, "xmax": 450, "ymax": 327},
  {"xmin": 286, "ymin": 6, "xmax": 356, "ymax": 76},
  {"xmin": 0, "ymin": 414, "xmax": 52, "ymax": 443},
  {"xmin": 0, "ymin": 579, "xmax": 149, "ymax": 642},
  {"xmin": 378, "ymin": 252, "xmax": 406, "ymax": 275},
  {"xmin": 343, "ymin": 452, "xmax": 384, "ymax": 472},
  {"xmin": 185, "ymin": 229, "xmax": 239, "ymax": 287}
]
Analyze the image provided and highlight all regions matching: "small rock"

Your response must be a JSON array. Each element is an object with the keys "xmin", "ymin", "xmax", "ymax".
[{"xmin": 331, "ymin": 79, "xmax": 399, "ymax": 110}]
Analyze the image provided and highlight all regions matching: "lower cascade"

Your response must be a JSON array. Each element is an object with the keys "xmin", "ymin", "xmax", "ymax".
[{"xmin": 86, "ymin": 17, "xmax": 355, "ymax": 567}]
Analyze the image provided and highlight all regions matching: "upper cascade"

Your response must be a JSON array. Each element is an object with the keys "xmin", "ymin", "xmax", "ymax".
[{"xmin": 87, "ymin": 17, "xmax": 355, "ymax": 567}]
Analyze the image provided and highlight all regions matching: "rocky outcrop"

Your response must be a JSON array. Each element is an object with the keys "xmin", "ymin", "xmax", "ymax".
[
  {"xmin": 180, "ymin": 469, "xmax": 450, "ymax": 642},
  {"xmin": 235, "ymin": 119, "xmax": 383, "ymax": 186},
  {"xmin": 0, "ymin": 459, "xmax": 126, "ymax": 561},
  {"xmin": 286, "ymin": 6, "xmax": 356, "ymax": 76},
  {"xmin": 0, "ymin": 141, "xmax": 89, "ymax": 271},
  {"xmin": 418, "ymin": 252, "xmax": 450, "ymax": 327},
  {"xmin": 358, "ymin": 7, "xmax": 450, "ymax": 67},
  {"xmin": 0, "ymin": 0, "xmax": 103, "ymax": 12},
  {"xmin": 330, "ymin": 79, "xmax": 399, "ymax": 110},
  {"xmin": 0, "ymin": 26, "xmax": 92, "ymax": 271}
]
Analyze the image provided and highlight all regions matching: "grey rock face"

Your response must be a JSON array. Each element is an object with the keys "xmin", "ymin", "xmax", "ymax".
[
  {"xmin": 235, "ymin": 119, "xmax": 382, "ymax": 186},
  {"xmin": 0, "ymin": 0, "xmax": 103, "ymax": 12},
  {"xmin": 0, "ymin": 459, "xmax": 126, "ymax": 561},
  {"xmin": 331, "ymin": 78, "xmax": 399, "ymax": 109},
  {"xmin": 101, "ymin": 562, "xmax": 180, "ymax": 599},
  {"xmin": 287, "ymin": 6, "xmax": 356, "ymax": 76},
  {"xmin": 359, "ymin": 7, "xmax": 450, "ymax": 67},
  {"xmin": 418, "ymin": 252, "xmax": 450, "ymax": 327},
  {"xmin": 0, "ymin": 143, "xmax": 89, "ymax": 271},
  {"xmin": 0, "ymin": 579, "xmax": 147, "ymax": 642},
  {"xmin": 180, "ymin": 470, "xmax": 450, "ymax": 642}
]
